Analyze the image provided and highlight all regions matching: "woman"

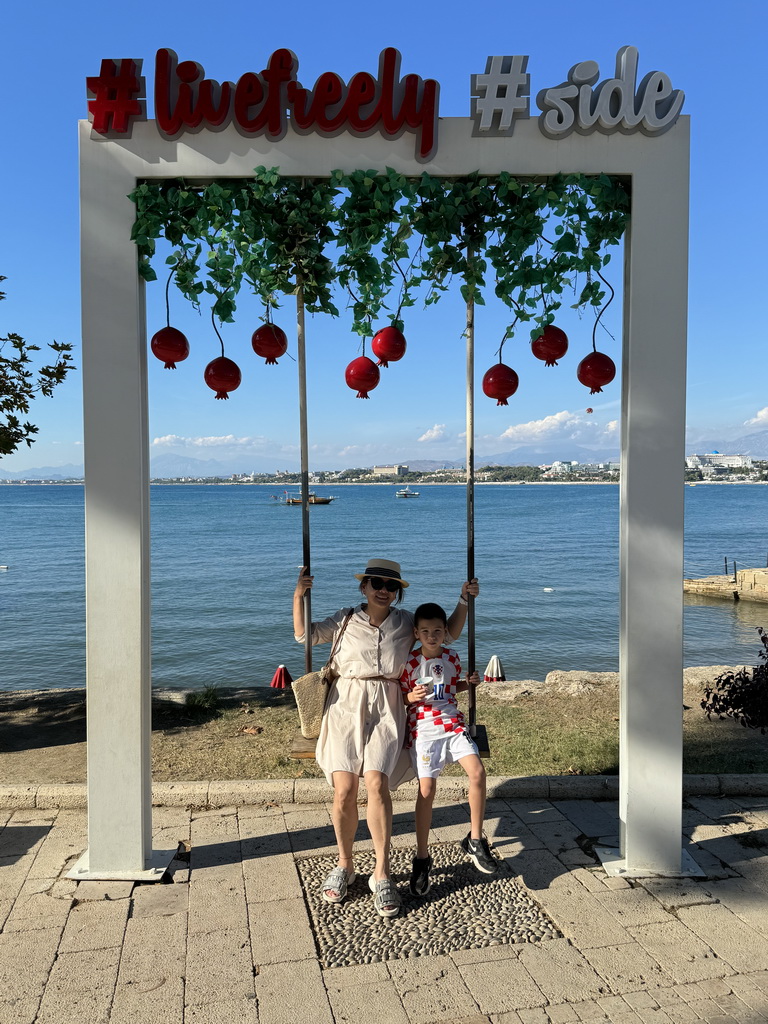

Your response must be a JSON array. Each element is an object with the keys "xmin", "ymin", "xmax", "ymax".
[{"xmin": 293, "ymin": 556, "xmax": 479, "ymax": 918}]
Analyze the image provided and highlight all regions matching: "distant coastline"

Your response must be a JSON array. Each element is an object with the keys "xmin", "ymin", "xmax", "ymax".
[{"xmin": 2, "ymin": 478, "xmax": 767, "ymax": 487}]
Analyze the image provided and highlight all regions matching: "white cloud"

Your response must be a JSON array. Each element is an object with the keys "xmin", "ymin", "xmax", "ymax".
[
  {"xmin": 152, "ymin": 434, "xmax": 268, "ymax": 449},
  {"xmin": 336, "ymin": 442, "xmax": 417, "ymax": 464},
  {"xmin": 497, "ymin": 410, "xmax": 617, "ymax": 446},
  {"xmin": 745, "ymin": 407, "xmax": 768, "ymax": 427},
  {"xmin": 418, "ymin": 423, "xmax": 446, "ymax": 442},
  {"xmin": 337, "ymin": 444, "xmax": 375, "ymax": 459},
  {"xmin": 500, "ymin": 410, "xmax": 579, "ymax": 443}
]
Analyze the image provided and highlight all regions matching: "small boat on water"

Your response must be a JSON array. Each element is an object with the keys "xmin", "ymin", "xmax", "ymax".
[
  {"xmin": 395, "ymin": 486, "xmax": 420, "ymax": 498},
  {"xmin": 273, "ymin": 491, "xmax": 336, "ymax": 505}
]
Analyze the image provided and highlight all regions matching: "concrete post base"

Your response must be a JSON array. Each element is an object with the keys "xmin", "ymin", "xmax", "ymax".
[
  {"xmin": 595, "ymin": 844, "xmax": 705, "ymax": 879},
  {"xmin": 66, "ymin": 847, "xmax": 177, "ymax": 882}
]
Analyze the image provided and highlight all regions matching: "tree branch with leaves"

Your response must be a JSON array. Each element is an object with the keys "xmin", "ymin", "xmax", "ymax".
[{"xmin": 0, "ymin": 277, "xmax": 75, "ymax": 457}]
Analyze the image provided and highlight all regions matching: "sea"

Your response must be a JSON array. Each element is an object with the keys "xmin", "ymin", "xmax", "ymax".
[{"xmin": 1, "ymin": 483, "xmax": 767, "ymax": 693}]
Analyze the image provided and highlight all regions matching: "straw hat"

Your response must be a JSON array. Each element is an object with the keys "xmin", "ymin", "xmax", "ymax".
[{"xmin": 354, "ymin": 557, "xmax": 409, "ymax": 587}]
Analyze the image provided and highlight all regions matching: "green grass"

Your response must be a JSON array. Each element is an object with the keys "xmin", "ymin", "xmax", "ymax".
[{"xmin": 150, "ymin": 684, "xmax": 768, "ymax": 781}]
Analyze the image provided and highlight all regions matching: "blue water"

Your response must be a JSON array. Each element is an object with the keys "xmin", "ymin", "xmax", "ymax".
[{"xmin": 1, "ymin": 483, "xmax": 767, "ymax": 692}]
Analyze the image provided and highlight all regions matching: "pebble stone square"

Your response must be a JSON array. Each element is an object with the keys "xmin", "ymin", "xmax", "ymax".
[{"xmin": 297, "ymin": 841, "xmax": 562, "ymax": 968}]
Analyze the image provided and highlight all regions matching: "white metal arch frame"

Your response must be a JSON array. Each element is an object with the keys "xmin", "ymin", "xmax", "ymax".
[{"xmin": 72, "ymin": 114, "xmax": 690, "ymax": 880}]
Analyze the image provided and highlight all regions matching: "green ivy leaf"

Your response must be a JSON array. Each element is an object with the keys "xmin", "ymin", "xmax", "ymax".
[{"xmin": 129, "ymin": 170, "xmax": 627, "ymax": 366}]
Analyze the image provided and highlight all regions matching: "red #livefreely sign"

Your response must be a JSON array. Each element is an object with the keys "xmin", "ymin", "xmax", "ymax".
[{"xmin": 86, "ymin": 47, "xmax": 440, "ymax": 161}]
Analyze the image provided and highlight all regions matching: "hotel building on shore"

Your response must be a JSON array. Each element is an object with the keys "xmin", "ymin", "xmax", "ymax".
[{"xmin": 685, "ymin": 453, "xmax": 753, "ymax": 475}]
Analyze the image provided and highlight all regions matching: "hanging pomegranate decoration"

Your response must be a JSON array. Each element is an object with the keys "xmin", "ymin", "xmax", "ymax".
[
  {"xmin": 345, "ymin": 356, "xmax": 380, "ymax": 398},
  {"xmin": 531, "ymin": 325, "xmax": 568, "ymax": 366},
  {"xmin": 577, "ymin": 351, "xmax": 616, "ymax": 394},
  {"xmin": 150, "ymin": 326, "xmax": 190, "ymax": 369},
  {"xmin": 204, "ymin": 356, "xmax": 242, "ymax": 400},
  {"xmin": 251, "ymin": 323, "xmax": 288, "ymax": 365},
  {"xmin": 371, "ymin": 326, "xmax": 407, "ymax": 367},
  {"xmin": 152, "ymin": 267, "xmax": 190, "ymax": 369},
  {"xmin": 482, "ymin": 363, "xmax": 519, "ymax": 406}
]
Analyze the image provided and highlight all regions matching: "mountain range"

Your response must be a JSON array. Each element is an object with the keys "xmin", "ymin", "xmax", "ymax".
[
  {"xmin": 687, "ymin": 431, "xmax": 768, "ymax": 460},
  {"xmin": 2, "ymin": 431, "xmax": 767, "ymax": 479}
]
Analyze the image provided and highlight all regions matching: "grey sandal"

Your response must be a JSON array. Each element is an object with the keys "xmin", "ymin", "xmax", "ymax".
[
  {"xmin": 321, "ymin": 866, "xmax": 356, "ymax": 904},
  {"xmin": 368, "ymin": 875, "xmax": 401, "ymax": 918}
]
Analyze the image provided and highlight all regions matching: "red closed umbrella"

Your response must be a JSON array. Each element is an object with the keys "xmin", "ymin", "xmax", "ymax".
[{"xmin": 270, "ymin": 664, "xmax": 292, "ymax": 689}]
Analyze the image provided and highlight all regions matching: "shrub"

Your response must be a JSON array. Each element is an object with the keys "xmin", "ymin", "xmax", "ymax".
[
  {"xmin": 184, "ymin": 684, "xmax": 220, "ymax": 714},
  {"xmin": 701, "ymin": 627, "xmax": 768, "ymax": 733}
]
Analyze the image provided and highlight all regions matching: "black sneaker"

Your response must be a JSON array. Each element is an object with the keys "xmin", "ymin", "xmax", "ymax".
[
  {"xmin": 409, "ymin": 854, "xmax": 433, "ymax": 895},
  {"xmin": 460, "ymin": 833, "xmax": 498, "ymax": 874}
]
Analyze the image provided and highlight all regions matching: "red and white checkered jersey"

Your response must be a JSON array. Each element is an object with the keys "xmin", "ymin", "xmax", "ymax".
[{"xmin": 399, "ymin": 647, "xmax": 466, "ymax": 746}]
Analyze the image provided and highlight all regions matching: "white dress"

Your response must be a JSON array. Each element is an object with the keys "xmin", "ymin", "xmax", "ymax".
[{"xmin": 296, "ymin": 604, "xmax": 424, "ymax": 787}]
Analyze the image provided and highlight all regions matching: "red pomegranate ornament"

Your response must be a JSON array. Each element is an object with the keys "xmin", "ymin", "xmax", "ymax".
[
  {"xmin": 531, "ymin": 325, "xmax": 568, "ymax": 366},
  {"xmin": 204, "ymin": 356, "xmax": 242, "ymax": 400},
  {"xmin": 345, "ymin": 356, "xmax": 380, "ymax": 398},
  {"xmin": 251, "ymin": 323, "xmax": 288, "ymax": 365},
  {"xmin": 150, "ymin": 326, "xmax": 190, "ymax": 369},
  {"xmin": 482, "ymin": 363, "xmax": 519, "ymax": 406},
  {"xmin": 577, "ymin": 351, "xmax": 616, "ymax": 394},
  {"xmin": 371, "ymin": 326, "xmax": 407, "ymax": 367}
]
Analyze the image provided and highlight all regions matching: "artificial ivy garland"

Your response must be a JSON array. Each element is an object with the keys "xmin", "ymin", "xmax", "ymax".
[{"xmin": 130, "ymin": 167, "xmax": 629, "ymax": 350}]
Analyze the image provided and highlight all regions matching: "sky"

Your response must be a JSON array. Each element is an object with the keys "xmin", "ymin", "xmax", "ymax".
[{"xmin": 1, "ymin": 0, "xmax": 766, "ymax": 472}]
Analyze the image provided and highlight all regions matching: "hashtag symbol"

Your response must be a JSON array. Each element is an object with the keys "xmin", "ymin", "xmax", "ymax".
[
  {"xmin": 87, "ymin": 59, "xmax": 145, "ymax": 135},
  {"xmin": 471, "ymin": 56, "xmax": 530, "ymax": 134}
]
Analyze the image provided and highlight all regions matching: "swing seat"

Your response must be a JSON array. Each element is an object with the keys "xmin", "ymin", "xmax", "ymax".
[
  {"xmin": 288, "ymin": 728, "xmax": 490, "ymax": 760},
  {"xmin": 290, "ymin": 732, "xmax": 318, "ymax": 759},
  {"xmin": 471, "ymin": 723, "xmax": 490, "ymax": 759}
]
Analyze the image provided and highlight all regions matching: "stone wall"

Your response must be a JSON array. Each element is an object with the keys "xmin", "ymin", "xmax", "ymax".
[
  {"xmin": 736, "ymin": 567, "xmax": 768, "ymax": 599},
  {"xmin": 683, "ymin": 567, "xmax": 768, "ymax": 603}
]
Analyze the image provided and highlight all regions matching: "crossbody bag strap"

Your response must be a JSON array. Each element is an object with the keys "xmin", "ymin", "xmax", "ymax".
[{"xmin": 325, "ymin": 608, "xmax": 354, "ymax": 673}]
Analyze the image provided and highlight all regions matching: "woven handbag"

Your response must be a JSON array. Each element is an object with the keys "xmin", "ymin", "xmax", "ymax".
[{"xmin": 292, "ymin": 609, "xmax": 353, "ymax": 739}]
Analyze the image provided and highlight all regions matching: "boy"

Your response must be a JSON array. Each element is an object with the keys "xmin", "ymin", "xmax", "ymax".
[{"xmin": 400, "ymin": 602, "xmax": 497, "ymax": 896}]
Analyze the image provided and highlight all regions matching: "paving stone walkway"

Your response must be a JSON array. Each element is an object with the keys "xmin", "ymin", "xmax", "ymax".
[{"xmin": 3, "ymin": 792, "xmax": 768, "ymax": 1023}]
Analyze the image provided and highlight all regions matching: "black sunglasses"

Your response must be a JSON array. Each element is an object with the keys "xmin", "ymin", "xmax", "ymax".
[{"xmin": 367, "ymin": 576, "xmax": 400, "ymax": 593}]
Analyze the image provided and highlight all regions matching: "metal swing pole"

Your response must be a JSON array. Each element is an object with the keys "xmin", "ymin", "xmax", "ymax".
[
  {"xmin": 465, "ymin": 245, "xmax": 477, "ymax": 736},
  {"xmin": 296, "ymin": 276, "xmax": 312, "ymax": 673}
]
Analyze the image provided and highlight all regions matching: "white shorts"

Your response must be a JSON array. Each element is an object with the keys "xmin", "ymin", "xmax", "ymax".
[{"xmin": 413, "ymin": 729, "xmax": 479, "ymax": 779}]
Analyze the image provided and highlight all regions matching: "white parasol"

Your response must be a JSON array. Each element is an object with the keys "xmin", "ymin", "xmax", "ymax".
[{"xmin": 483, "ymin": 655, "xmax": 506, "ymax": 683}]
